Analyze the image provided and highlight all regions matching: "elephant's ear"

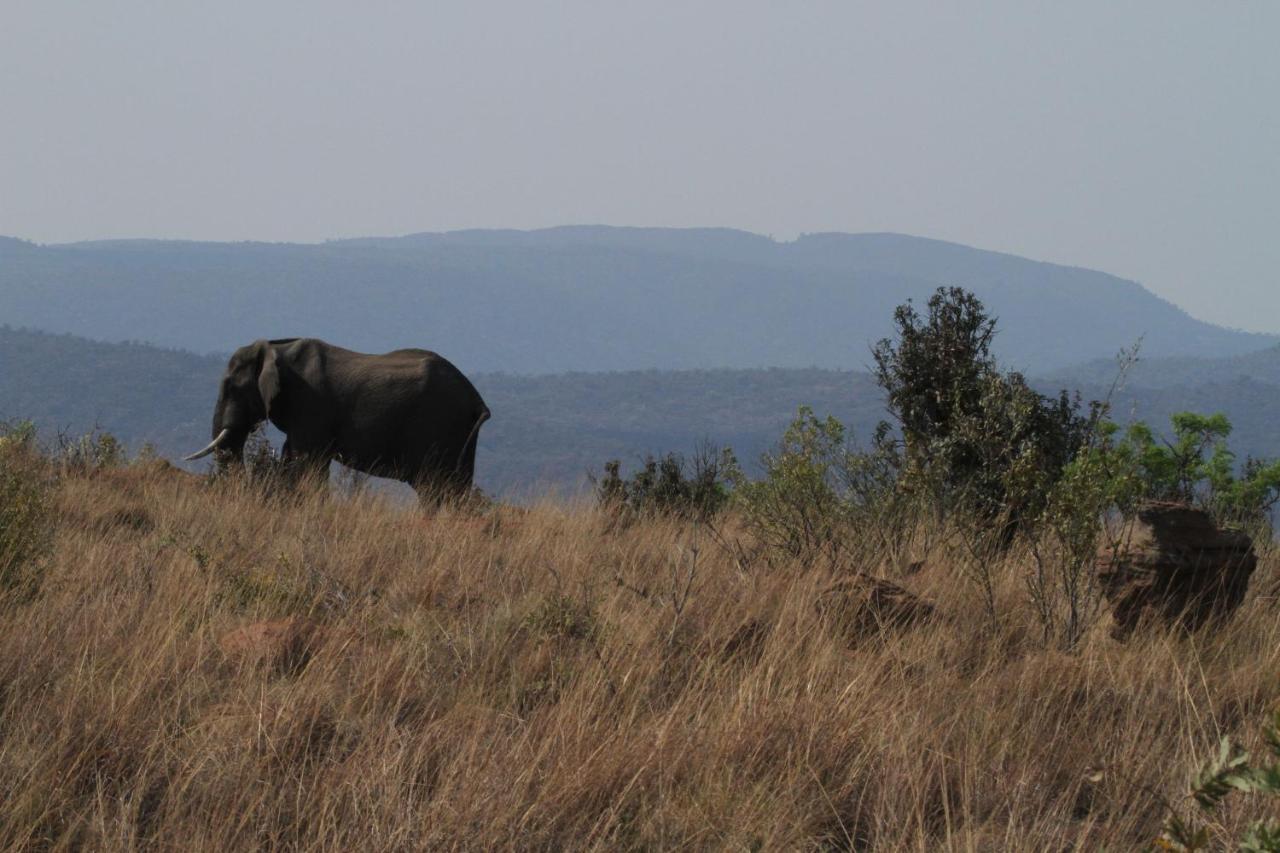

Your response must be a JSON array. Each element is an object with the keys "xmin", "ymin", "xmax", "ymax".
[{"xmin": 258, "ymin": 346, "xmax": 285, "ymax": 420}]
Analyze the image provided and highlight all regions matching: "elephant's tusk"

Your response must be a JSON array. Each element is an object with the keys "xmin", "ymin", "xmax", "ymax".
[{"xmin": 184, "ymin": 428, "xmax": 231, "ymax": 461}]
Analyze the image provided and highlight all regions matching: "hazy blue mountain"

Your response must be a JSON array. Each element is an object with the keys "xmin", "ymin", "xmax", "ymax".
[
  {"xmin": 4, "ymin": 327, "xmax": 1278, "ymax": 498},
  {"xmin": 1, "ymin": 227, "xmax": 1271, "ymax": 374},
  {"xmin": 1045, "ymin": 344, "xmax": 1280, "ymax": 390},
  {"xmin": 0, "ymin": 326, "xmax": 222, "ymax": 456}
]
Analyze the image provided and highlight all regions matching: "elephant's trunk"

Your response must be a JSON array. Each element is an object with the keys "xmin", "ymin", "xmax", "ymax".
[{"xmin": 184, "ymin": 428, "xmax": 232, "ymax": 461}]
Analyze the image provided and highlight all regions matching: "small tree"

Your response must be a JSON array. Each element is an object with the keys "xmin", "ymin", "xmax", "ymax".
[
  {"xmin": 872, "ymin": 287, "xmax": 1094, "ymax": 539},
  {"xmin": 872, "ymin": 286, "xmax": 996, "ymax": 463}
]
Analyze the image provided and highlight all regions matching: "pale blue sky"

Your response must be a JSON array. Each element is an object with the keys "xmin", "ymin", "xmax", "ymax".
[{"xmin": 2, "ymin": 1, "xmax": 1277, "ymax": 331}]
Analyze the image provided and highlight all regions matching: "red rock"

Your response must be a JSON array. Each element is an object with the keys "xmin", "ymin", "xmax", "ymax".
[
  {"xmin": 218, "ymin": 618, "xmax": 325, "ymax": 674},
  {"xmin": 816, "ymin": 573, "xmax": 935, "ymax": 644}
]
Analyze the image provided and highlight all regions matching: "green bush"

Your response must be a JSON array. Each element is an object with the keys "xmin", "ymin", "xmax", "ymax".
[
  {"xmin": 1023, "ymin": 409, "xmax": 1280, "ymax": 648},
  {"xmin": 731, "ymin": 407, "xmax": 852, "ymax": 559},
  {"xmin": 1114, "ymin": 413, "xmax": 1280, "ymax": 528},
  {"xmin": 731, "ymin": 408, "xmax": 912, "ymax": 566},
  {"xmin": 594, "ymin": 445, "xmax": 735, "ymax": 521},
  {"xmin": 1025, "ymin": 420, "xmax": 1139, "ymax": 648},
  {"xmin": 0, "ymin": 426, "xmax": 54, "ymax": 599},
  {"xmin": 0, "ymin": 419, "xmax": 38, "ymax": 451},
  {"xmin": 872, "ymin": 287, "xmax": 996, "ymax": 455}
]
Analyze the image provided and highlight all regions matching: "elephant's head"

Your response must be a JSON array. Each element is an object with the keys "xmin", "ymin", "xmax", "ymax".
[{"xmin": 185, "ymin": 340, "xmax": 289, "ymax": 462}]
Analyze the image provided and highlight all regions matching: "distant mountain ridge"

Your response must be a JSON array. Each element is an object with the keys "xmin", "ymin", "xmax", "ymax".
[
  {"xmin": 1042, "ymin": 344, "xmax": 1280, "ymax": 390},
  {"xmin": 0, "ymin": 226, "xmax": 1272, "ymax": 374}
]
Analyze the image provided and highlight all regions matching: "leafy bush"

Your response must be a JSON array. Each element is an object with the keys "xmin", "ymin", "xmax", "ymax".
[
  {"xmin": 732, "ymin": 408, "xmax": 911, "ymax": 566},
  {"xmin": 1023, "ymin": 409, "xmax": 1280, "ymax": 647},
  {"xmin": 1115, "ymin": 413, "xmax": 1280, "ymax": 528},
  {"xmin": 731, "ymin": 407, "xmax": 852, "ymax": 560},
  {"xmin": 0, "ymin": 425, "xmax": 54, "ymax": 599},
  {"xmin": 1025, "ymin": 421, "xmax": 1138, "ymax": 648},
  {"xmin": 872, "ymin": 287, "xmax": 996, "ymax": 455},
  {"xmin": 1158, "ymin": 710, "xmax": 1280, "ymax": 851},
  {"xmin": 0, "ymin": 419, "xmax": 38, "ymax": 451},
  {"xmin": 594, "ymin": 445, "xmax": 735, "ymax": 521}
]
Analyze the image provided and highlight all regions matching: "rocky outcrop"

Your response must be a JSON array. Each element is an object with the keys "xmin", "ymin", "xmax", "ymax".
[
  {"xmin": 218, "ymin": 617, "xmax": 327, "ymax": 674},
  {"xmin": 816, "ymin": 573, "xmax": 935, "ymax": 645},
  {"xmin": 1097, "ymin": 502, "xmax": 1257, "ymax": 637}
]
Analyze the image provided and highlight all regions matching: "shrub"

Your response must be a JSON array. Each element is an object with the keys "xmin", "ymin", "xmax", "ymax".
[
  {"xmin": 871, "ymin": 286, "xmax": 996, "ymax": 456},
  {"xmin": 731, "ymin": 407, "xmax": 916, "ymax": 568},
  {"xmin": 1158, "ymin": 710, "xmax": 1280, "ymax": 851},
  {"xmin": 0, "ymin": 419, "xmax": 38, "ymax": 451},
  {"xmin": 55, "ymin": 427, "xmax": 126, "ymax": 472},
  {"xmin": 1023, "ymin": 409, "xmax": 1280, "ymax": 648},
  {"xmin": 594, "ymin": 445, "xmax": 735, "ymax": 521},
  {"xmin": 731, "ymin": 407, "xmax": 852, "ymax": 560},
  {"xmin": 1115, "ymin": 412, "xmax": 1280, "ymax": 529},
  {"xmin": 1025, "ymin": 423, "xmax": 1137, "ymax": 648},
  {"xmin": 0, "ymin": 428, "xmax": 54, "ymax": 599}
]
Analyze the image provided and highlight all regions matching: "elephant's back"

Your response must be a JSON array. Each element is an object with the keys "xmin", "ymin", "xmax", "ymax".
[
  {"xmin": 347, "ymin": 349, "xmax": 486, "ymax": 412},
  {"xmin": 378, "ymin": 349, "xmax": 466, "ymax": 386},
  {"xmin": 390, "ymin": 350, "xmax": 483, "ymax": 401}
]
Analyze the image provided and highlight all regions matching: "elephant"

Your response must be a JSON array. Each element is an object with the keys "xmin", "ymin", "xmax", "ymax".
[{"xmin": 185, "ymin": 338, "xmax": 490, "ymax": 501}]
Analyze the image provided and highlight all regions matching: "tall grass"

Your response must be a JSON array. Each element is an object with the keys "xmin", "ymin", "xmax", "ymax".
[{"xmin": 0, "ymin": 458, "xmax": 1278, "ymax": 849}]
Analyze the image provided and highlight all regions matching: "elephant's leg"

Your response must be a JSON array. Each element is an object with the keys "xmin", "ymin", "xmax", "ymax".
[
  {"xmin": 413, "ymin": 472, "xmax": 445, "ymax": 511},
  {"xmin": 412, "ymin": 468, "xmax": 463, "ymax": 511},
  {"xmin": 297, "ymin": 453, "xmax": 333, "ymax": 492},
  {"xmin": 279, "ymin": 436, "xmax": 331, "ymax": 492},
  {"xmin": 413, "ymin": 468, "xmax": 476, "ymax": 514}
]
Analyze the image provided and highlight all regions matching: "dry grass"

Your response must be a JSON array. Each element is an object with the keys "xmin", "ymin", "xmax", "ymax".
[{"xmin": 1, "ymin": 457, "xmax": 1279, "ymax": 851}]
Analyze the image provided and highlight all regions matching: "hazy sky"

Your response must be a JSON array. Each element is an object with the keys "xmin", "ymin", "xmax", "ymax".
[{"xmin": 2, "ymin": 2, "xmax": 1277, "ymax": 331}]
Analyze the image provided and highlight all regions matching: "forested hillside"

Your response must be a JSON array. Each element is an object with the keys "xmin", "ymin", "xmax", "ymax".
[
  {"xmin": 1042, "ymin": 344, "xmax": 1280, "ymax": 389},
  {"xmin": 0, "ymin": 328, "xmax": 221, "ymax": 455},
  {"xmin": 4, "ymin": 327, "xmax": 1279, "ymax": 497},
  {"xmin": 1, "ymin": 228, "xmax": 1272, "ymax": 374}
]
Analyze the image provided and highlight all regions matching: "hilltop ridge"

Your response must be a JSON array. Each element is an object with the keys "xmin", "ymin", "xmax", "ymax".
[{"xmin": 0, "ymin": 227, "xmax": 1270, "ymax": 373}]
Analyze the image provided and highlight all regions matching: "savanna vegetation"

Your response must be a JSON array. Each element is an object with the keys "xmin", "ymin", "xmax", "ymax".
[{"xmin": 3, "ymin": 288, "xmax": 1280, "ymax": 849}]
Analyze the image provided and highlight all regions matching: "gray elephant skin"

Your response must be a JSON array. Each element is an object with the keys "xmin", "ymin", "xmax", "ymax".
[{"xmin": 186, "ymin": 338, "xmax": 490, "ymax": 499}]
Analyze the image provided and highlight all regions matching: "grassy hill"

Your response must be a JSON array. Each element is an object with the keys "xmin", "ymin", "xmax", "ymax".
[
  {"xmin": 0, "ymin": 442, "xmax": 1277, "ymax": 847},
  {"xmin": 2, "ymin": 227, "xmax": 1272, "ymax": 375}
]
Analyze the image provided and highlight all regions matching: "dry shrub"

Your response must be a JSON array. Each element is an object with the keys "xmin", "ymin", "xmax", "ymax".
[
  {"xmin": 0, "ymin": 435, "xmax": 54, "ymax": 598},
  {"xmin": 0, "ymin": 459, "xmax": 1277, "ymax": 849}
]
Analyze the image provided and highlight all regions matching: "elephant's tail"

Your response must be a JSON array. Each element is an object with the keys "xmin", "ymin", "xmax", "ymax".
[{"xmin": 455, "ymin": 406, "xmax": 490, "ymax": 473}]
